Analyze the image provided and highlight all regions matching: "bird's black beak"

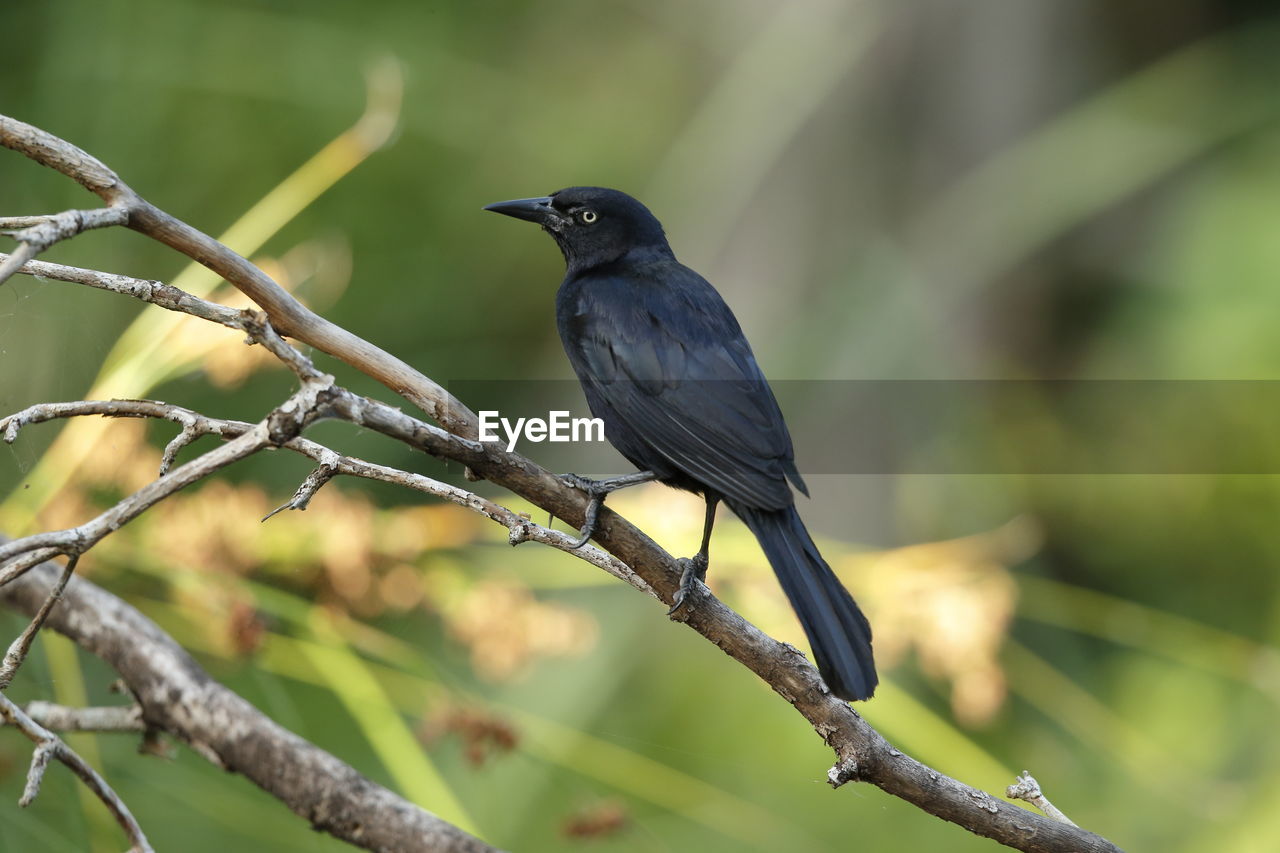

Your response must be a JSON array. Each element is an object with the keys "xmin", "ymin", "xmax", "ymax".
[{"xmin": 482, "ymin": 196, "xmax": 560, "ymax": 225}]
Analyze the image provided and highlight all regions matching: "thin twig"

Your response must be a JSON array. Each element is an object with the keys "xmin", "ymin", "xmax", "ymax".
[
  {"xmin": 1, "ymin": 253, "xmax": 331, "ymax": 384},
  {"xmin": 0, "ymin": 206, "xmax": 128, "ymax": 285},
  {"xmin": 159, "ymin": 415, "xmax": 202, "ymax": 476},
  {"xmin": 3, "ymin": 254, "xmax": 257, "ymax": 327},
  {"xmin": 0, "ymin": 691, "xmax": 154, "ymax": 851},
  {"xmin": 2, "ymin": 398, "xmax": 654, "ymax": 598},
  {"xmin": 262, "ymin": 452, "xmax": 340, "ymax": 520},
  {"xmin": 0, "ymin": 379, "xmax": 334, "ymax": 587},
  {"xmin": 0, "ymin": 554, "xmax": 80, "ymax": 689}
]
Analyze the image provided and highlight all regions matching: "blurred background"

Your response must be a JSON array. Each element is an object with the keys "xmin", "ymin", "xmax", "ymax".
[{"xmin": 3, "ymin": 0, "xmax": 1280, "ymax": 850}]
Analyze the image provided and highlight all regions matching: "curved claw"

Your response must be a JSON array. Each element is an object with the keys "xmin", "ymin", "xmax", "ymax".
[
  {"xmin": 667, "ymin": 582, "xmax": 701, "ymax": 617},
  {"xmin": 568, "ymin": 493, "xmax": 604, "ymax": 549},
  {"xmin": 667, "ymin": 554, "xmax": 708, "ymax": 617}
]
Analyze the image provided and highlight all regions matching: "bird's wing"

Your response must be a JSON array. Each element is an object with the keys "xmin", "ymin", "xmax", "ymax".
[{"xmin": 563, "ymin": 263, "xmax": 804, "ymax": 510}]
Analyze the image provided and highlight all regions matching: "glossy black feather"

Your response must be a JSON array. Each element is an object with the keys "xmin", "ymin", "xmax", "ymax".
[
  {"xmin": 557, "ymin": 257, "xmax": 802, "ymax": 510},
  {"xmin": 734, "ymin": 504, "xmax": 877, "ymax": 701}
]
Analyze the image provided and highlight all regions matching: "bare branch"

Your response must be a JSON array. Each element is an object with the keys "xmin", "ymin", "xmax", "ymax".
[
  {"xmin": 0, "ymin": 253, "xmax": 326, "ymax": 383},
  {"xmin": 0, "ymin": 548, "xmax": 61, "ymax": 589},
  {"xmin": 0, "ymin": 113, "xmax": 477, "ymax": 435},
  {"xmin": 0, "ymin": 378, "xmax": 335, "ymax": 586},
  {"xmin": 2, "ymin": 397, "xmax": 655, "ymax": 598},
  {"xmin": 1, "ymin": 365, "xmax": 1117, "ymax": 850},
  {"xmin": 4, "ymin": 390, "xmax": 1114, "ymax": 851},
  {"xmin": 2, "ymin": 399, "xmax": 235, "ymax": 445},
  {"xmin": 0, "ymin": 691, "xmax": 153, "ymax": 851},
  {"xmin": 0, "ymin": 556, "xmax": 499, "ymax": 853},
  {"xmin": 0, "ymin": 117, "xmax": 123, "ymax": 194},
  {"xmin": 2, "ymin": 254, "xmax": 257, "ymax": 328},
  {"xmin": 0, "ymin": 206, "xmax": 129, "ymax": 283},
  {"xmin": 0, "ymin": 116, "xmax": 1124, "ymax": 852},
  {"xmin": 326, "ymin": 372, "xmax": 1126, "ymax": 853}
]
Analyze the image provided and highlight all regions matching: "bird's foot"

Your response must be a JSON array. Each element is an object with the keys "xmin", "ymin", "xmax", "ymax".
[
  {"xmin": 561, "ymin": 471, "xmax": 657, "ymax": 497},
  {"xmin": 667, "ymin": 552, "xmax": 709, "ymax": 617},
  {"xmin": 557, "ymin": 471, "xmax": 657, "ymax": 549},
  {"xmin": 559, "ymin": 473, "xmax": 608, "ymax": 549}
]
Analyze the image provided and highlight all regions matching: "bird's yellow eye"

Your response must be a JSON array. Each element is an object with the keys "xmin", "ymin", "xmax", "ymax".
[{"xmin": 579, "ymin": 210, "xmax": 598, "ymax": 224}]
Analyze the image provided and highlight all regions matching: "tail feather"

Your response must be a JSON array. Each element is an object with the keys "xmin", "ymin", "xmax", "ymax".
[{"xmin": 732, "ymin": 503, "xmax": 877, "ymax": 701}]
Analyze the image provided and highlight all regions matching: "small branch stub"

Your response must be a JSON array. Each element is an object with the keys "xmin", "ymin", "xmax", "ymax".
[
  {"xmin": 1007, "ymin": 771, "xmax": 1077, "ymax": 827},
  {"xmin": 262, "ymin": 453, "xmax": 340, "ymax": 520},
  {"xmin": 22, "ymin": 701, "xmax": 146, "ymax": 734},
  {"xmin": 827, "ymin": 753, "xmax": 860, "ymax": 788}
]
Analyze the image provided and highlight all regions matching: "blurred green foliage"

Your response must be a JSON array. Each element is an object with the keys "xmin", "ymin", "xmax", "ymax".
[{"xmin": 3, "ymin": 1, "xmax": 1280, "ymax": 851}]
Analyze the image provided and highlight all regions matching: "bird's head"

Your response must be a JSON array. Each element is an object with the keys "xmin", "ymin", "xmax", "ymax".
[{"xmin": 484, "ymin": 186, "xmax": 671, "ymax": 271}]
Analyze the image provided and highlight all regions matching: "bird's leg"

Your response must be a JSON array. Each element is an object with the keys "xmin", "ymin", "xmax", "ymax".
[
  {"xmin": 560, "ymin": 470, "xmax": 658, "ymax": 548},
  {"xmin": 668, "ymin": 497, "xmax": 719, "ymax": 617}
]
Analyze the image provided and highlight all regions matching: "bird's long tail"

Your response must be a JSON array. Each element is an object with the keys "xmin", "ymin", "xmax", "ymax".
[{"xmin": 732, "ymin": 503, "xmax": 877, "ymax": 701}]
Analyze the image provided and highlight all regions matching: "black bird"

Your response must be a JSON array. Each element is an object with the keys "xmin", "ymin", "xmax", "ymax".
[{"xmin": 484, "ymin": 187, "xmax": 877, "ymax": 701}]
